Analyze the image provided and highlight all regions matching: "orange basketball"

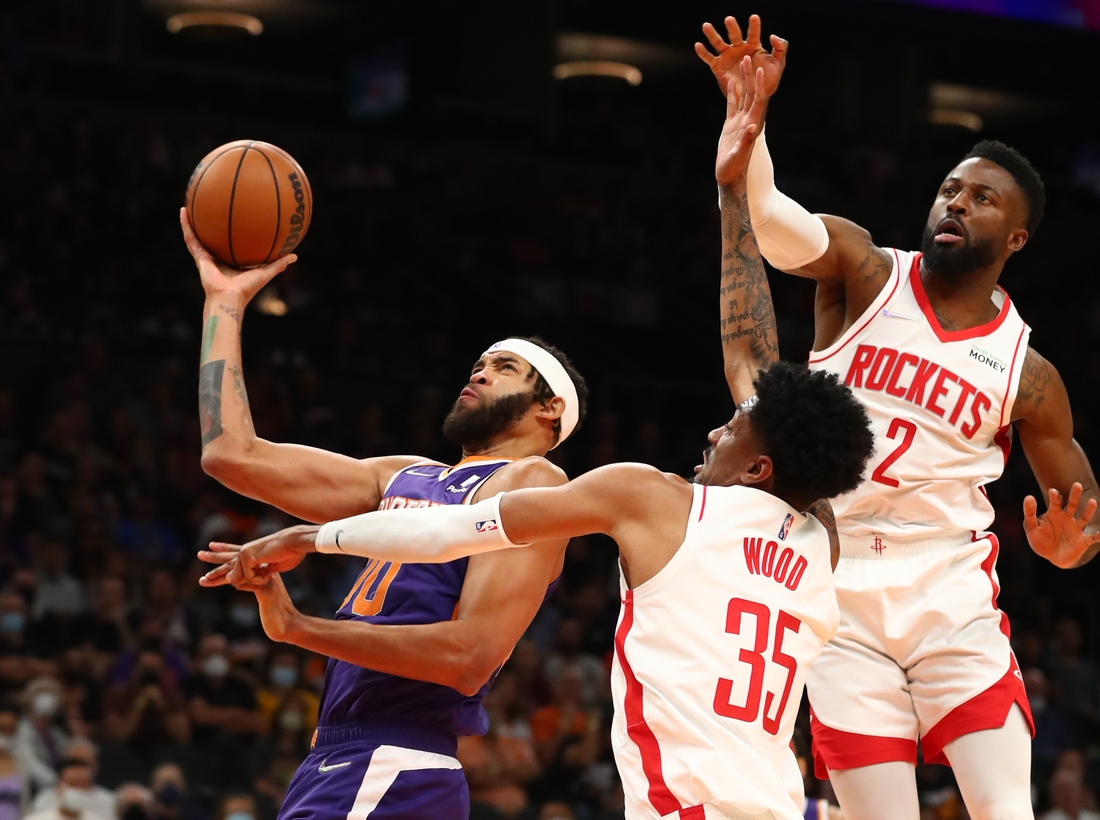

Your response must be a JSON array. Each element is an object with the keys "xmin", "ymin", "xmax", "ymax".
[{"xmin": 185, "ymin": 140, "xmax": 312, "ymax": 268}]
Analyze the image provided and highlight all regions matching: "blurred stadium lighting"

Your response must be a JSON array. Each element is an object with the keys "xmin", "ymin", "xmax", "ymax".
[
  {"xmin": 929, "ymin": 109, "xmax": 983, "ymax": 132},
  {"xmin": 553, "ymin": 61, "xmax": 642, "ymax": 85},
  {"xmin": 166, "ymin": 10, "xmax": 263, "ymax": 35}
]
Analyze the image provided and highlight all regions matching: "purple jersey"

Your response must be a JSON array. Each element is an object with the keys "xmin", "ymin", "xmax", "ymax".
[{"xmin": 316, "ymin": 457, "xmax": 557, "ymax": 738}]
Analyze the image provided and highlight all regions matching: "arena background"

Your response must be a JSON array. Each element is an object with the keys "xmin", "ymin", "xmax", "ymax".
[{"xmin": 2, "ymin": 1, "xmax": 1100, "ymax": 818}]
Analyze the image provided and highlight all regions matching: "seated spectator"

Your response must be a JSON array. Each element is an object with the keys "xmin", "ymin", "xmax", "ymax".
[
  {"xmin": 102, "ymin": 642, "xmax": 190, "ymax": 753},
  {"xmin": 254, "ymin": 649, "xmax": 318, "ymax": 737},
  {"xmin": 114, "ymin": 783, "xmax": 154, "ymax": 820},
  {"xmin": 24, "ymin": 756, "xmax": 108, "ymax": 820},
  {"xmin": 31, "ymin": 739, "xmax": 116, "ymax": 819},
  {"xmin": 16, "ymin": 677, "xmax": 71, "ymax": 793},
  {"xmin": 1026, "ymin": 668, "xmax": 1071, "ymax": 787},
  {"xmin": 530, "ymin": 668, "xmax": 601, "ymax": 800},
  {"xmin": 78, "ymin": 579, "xmax": 134, "ymax": 663},
  {"xmin": 114, "ymin": 495, "xmax": 183, "ymax": 566},
  {"xmin": 214, "ymin": 793, "xmax": 257, "ymax": 820},
  {"xmin": 148, "ymin": 764, "xmax": 203, "ymax": 820},
  {"xmin": 1047, "ymin": 619, "xmax": 1098, "ymax": 728},
  {"xmin": 130, "ymin": 573, "xmax": 192, "ymax": 649},
  {"xmin": 32, "ymin": 540, "xmax": 83, "ymax": 621},
  {"xmin": 458, "ymin": 676, "xmax": 541, "ymax": 818},
  {"xmin": 537, "ymin": 801, "xmax": 575, "ymax": 820},
  {"xmin": 0, "ymin": 589, "xmax": 53, "ymax": 690},
  {"xmin": 0, "ymin": 727, "xmax": 28, "ymax": 820},
  {"xmin": 543, "ymin": 619, "xmax": 607, "ymax": 710},
  {"xmin": 1043, "ymin": 769, "xmax": 1100, "ymax": 820}
]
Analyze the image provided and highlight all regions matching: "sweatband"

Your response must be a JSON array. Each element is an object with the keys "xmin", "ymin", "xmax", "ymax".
[
  {"xmin": 315, "ymin": 493, "xmax": 530, "ymax": 563},
  {"xmin": 483, "ymin": 339, "xmax": 579, "ymax": 447},
  {"xmin": 744, "ymin": 130, "xmax": 830, "ymax": 271}
]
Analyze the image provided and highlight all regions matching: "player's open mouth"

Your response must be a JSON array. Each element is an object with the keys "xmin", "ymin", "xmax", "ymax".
[
  {"xmin": 934, "ymin": 219, "xmax": 965, "ymax": 244},
  {"xmin": 459, "ymin": 387, "xmax": 478, "ymax": 400}
]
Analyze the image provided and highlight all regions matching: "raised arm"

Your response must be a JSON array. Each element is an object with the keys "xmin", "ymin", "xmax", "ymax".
[
  {"xmin": 1011, "ymin": 348, "xmax": 1100, "ymax": 567},
  {"xmin": 182, "ymin": 209, "xmax": 418, "ymax": 523},
  {"xmin": 715, "ymin": 57, "xmax": 779, "ymax": 403}
]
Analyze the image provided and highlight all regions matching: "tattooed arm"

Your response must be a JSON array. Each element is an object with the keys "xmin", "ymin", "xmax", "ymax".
[
  {"xmin": 805, "ymin": 498, "xmax": 839, "ymax": 571},
  {"xmin": 1012, "ymin": 347, "xmax": 1100, "ymax": 567},
  {"xmin": 183, "ymin": 210, "xmax": 419, "ymax": 523}
]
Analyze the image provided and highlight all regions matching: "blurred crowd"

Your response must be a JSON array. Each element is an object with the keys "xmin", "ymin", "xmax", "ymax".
[{"xmin": 4, "ymin": 17, "xmax": 1100, "ymax": 820}]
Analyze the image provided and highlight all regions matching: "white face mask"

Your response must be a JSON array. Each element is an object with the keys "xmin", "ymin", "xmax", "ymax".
[
  {"xmin": 60, "ymin": 787, "xmax": 92, "ymax": 814},
  {"xmin": 32, "ymin": 691, "xmax": 61, "ymax": 718},
  {"xmin": 202, "ymin": 655, "xmax": 230, "ymax": 678}
]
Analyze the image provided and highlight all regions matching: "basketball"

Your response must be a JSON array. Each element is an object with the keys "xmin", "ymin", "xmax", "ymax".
[{"xmin": 185, "ymin": 140, "xmax": 312, "ymax": 268}]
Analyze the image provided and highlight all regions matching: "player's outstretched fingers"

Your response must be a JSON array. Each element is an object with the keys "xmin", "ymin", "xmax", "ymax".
[
  {"xmin": 1063, "ymin": 481, "xmax": 1083, "ymax": 518},
  {"xmin": 1078, "ymin": 496, "xmax": 1098, "ymax": 531},
  {"xmin": 702, "ymin": 22, "xmax": 728, "ymax": 53},
  {"xmin": 180, "ymin": 207, "xmax": 212, "ymax": 263},
  {"xmin": 1048, "ymin": 486, "xmax": 1063, "ymax": 513},
  {"xmin": 724, "ymin": 16, "xmax": 743, "ymax": 46},
  {"xmin": 746, "ymin": 14, "xmax": 762, "ymax": 46},
  {"xmin": 694, "ymin": 41, "xmax": 717, "ymax": 66},
  {"xmin": 1022, "ymin": 494, "xmax": 1039, "ymax": 532},
  {"xmin": 770, "ymin": 34, "xmax": 789, "ymax": 62},
  {"xmin": 199, "ymin": 562, "xmax": 233, "ymax": 587}
]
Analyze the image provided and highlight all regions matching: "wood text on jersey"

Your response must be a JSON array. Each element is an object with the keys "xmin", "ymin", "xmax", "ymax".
[{"xmin": 844, "ymin": 344, "xmax": 991, "ymax": 439}]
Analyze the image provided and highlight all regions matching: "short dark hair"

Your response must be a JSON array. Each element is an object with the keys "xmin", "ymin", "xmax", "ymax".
[
  {"xmin": 962, "ymin": 140, "xmax": 1045, "ymax": 236},
  {"xmin": 513, "ymin": 335, "xmax": 589, "ymax": 445},
  {"xmin": 747, "ymin": 362, "xmax": 874, "ymax": 509}
]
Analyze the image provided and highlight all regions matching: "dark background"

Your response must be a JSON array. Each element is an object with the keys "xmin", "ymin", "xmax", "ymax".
[{"xmin": 2, "ymin": 1, "xmax": 1100, "ymax": 819}]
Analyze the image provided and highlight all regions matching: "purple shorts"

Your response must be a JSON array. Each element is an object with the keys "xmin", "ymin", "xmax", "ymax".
[{"xmin": 279, "ymin": 722, "xmax": 469, "ymax": 820}]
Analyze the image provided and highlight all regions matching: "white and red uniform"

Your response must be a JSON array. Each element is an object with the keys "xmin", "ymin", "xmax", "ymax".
[
  {"xmin": 611, "ymin": 484, "xmax": 838, "ymax": 820},
  {"xmin": 806, "ymin": 249, "xmax": 1035, "ymax": 776}
]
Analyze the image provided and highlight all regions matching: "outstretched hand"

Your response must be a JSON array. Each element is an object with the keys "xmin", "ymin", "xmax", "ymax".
[
  {"xmin": 1023, "ymin": 482, "xmax": 1100, "ymax": 568},
  {"xmin": 716, "ymin": 57, "xmax": 768, "ymax": 187},
  {"xmin": 198, "ymin": 525, "xmax": 316, "ymax": 590},
  {"xmin": 181, "ymin": 207, "xmax": 296, "ymax": 303},
  {"xmin": 695, "ymin": 14, "xmax": 787, "ymax": 99}
]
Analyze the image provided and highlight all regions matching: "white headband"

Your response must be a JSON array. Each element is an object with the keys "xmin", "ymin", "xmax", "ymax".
[{"xmin": 483, "ymin": 338, "xmax": 579, "ymax": 448}]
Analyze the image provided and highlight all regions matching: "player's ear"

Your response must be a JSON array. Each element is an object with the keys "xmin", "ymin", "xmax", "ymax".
[
  {"xmin": 1007, "ymin": 226, "xmax": 1028, "ymax": 253},
  {"xmin": 741, "ymin": 454, "xmax": 774, "ymax": 489},
  {"xmin": 535, "ymin": 395, "xmax": 565, "ymax": 423}
]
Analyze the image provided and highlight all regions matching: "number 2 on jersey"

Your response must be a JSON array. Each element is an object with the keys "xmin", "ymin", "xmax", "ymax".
[
  {"xmin": 870, "ymin": 417, "xmax": 917, "ymax": 488},
  {"xmin": 713, "ymin": 598, "xmax": 801, "ymax": 735}
]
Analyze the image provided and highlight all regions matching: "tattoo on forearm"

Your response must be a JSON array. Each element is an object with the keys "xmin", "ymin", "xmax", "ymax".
[
  {"xmin": 806, "ymin": 498, "xmax": 840, "ymax": 562},
  {"xmin": 228, "ymin": 364, "xmax": 249, "ymax": 408},
  {"xmin": 719, "ymin": 186, "xmax": 779, "ymax": 366},
  {"xmin": 219, "ymin": 304, "xmax": 241, "ymax": 322},
  {"xmin": 200, "ymin": 316, "xmax": 219, "ymax": 364},
  {"xmin": 1016, "ymin": 349, "xmax": 1051, "ymax": 415},
  {"xmin": 199, "ymin": 359, "xmax": 225, "ymax": 447}
]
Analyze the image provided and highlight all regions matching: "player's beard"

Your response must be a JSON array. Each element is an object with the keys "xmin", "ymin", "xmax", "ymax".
[
  {"xmin": 920, "ymin": 223, "xmax": 999, "ymax": 280},
  {"xmin": 442, "ymin": 391, "xmax": 537, "ymax": 450}
]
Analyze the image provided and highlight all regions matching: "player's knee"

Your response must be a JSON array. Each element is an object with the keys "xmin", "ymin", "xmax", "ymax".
[{"xmin": 973, "ymin": 801, "xmax": 1033, "ymax": 820}]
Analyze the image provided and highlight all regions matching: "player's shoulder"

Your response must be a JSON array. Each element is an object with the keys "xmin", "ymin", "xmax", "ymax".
[{"xmin": 491, "ymin": 455, "xmax": 569, "ymax": 491}]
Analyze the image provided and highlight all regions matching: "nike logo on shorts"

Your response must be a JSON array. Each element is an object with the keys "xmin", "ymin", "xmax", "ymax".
[{"xmin": 319, "ymin": 758, "xmax": 352, "ymax": 773}]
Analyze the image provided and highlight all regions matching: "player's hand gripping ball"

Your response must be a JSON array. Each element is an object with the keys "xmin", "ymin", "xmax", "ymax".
[{"xmin": 184, "ymin": 140, "xmax": 312, "ymax": 268}]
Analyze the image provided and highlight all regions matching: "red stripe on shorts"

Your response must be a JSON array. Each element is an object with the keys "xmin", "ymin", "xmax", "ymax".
[
  {"xmin": 918, "ymin": 533, "xmax": 1035, "ymax": 765},
  {"xmin": 615, "ymin": 590, "xmax": 682, "ymax": 816},
  {"xmin": 809, "ymin": 706, "xmax": 917, "ymax": 779}
]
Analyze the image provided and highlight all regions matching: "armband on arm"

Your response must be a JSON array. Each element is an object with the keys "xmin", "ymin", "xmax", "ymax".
[
  {"xmin": 314, "ymin": 493, "xmax": 530, "ymax": 563},
  {"xmin": 745, "ymin": 130, "xmax": 830, "ymax": 271}
]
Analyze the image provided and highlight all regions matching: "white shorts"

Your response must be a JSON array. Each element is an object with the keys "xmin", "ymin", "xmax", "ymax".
[{"xmin": 806, "ymin": 531, "xmax": 1033, "ymax": 777}]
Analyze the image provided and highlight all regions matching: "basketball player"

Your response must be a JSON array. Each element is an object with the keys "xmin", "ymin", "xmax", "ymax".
[
  {"xmin": 198, "ymin": 66, "xmax": 875, "ymax": 820},
  {"xmin": 697, "ymin": 20, "xmax": 1100, "ymax": 820},
  {"xmin": 180, "ymin": 208, "xmax": 592, "ymax": 819}
]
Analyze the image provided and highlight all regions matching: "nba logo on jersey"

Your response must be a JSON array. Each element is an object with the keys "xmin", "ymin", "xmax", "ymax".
[
  {"xmin": 778, "ymin": 513, "xmax": 794, "ymax": 541},
  {"xmin": 475, "ymin": 519, "xmax": 499, "ymax": 533}
]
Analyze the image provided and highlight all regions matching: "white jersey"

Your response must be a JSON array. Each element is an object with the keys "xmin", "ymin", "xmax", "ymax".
[
  {"xmin": 808, "ymin": 248, "xmax": 1030, "ymax": 540},
  {"xmin": 611, "ymin": 484, "xmax": 838, "ymax": 820}
]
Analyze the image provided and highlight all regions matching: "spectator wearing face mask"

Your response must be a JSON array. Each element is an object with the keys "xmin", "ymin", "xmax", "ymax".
[
  {"xmin": 31, "ymin": 739, "xmax": 115, "ymax": 819},
  {"xmin": 114, "ymin": 783, "xmax": 154, "ymax": 820},
  {"xmin": 215, "ymin": 793, "xmax": 256, "ymax": 820},
  {"xmin": 24, "ymin": 757, "xmax": 107, "ymax": 820},
  {"xmin": 148, "ymin": 764, "xmax": 202, "ymax": 820},
  {"xmin": 254, "ymin": 650, "xmax": 317, "ymax": 737},
  {"xmin": 15, "ymin": 677, "xmax": 70, "ymax": 793},
  {"xmin": 0, "ymin": 589, "xmax": 52, "ymax": 690},
  {"xmin": 187, "ymin": 635, "xmax": 262, "ymax": 786}
]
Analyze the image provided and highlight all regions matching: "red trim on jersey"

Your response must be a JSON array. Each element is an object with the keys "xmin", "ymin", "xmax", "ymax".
[
  {"xmin": 919, "ymin": 532, "xmax": 1034, "ymax": 764},
  {"xmin": 807, "ymin": 248, "xmax": 903, "ymax": 365},
  {"xmin": 615, "ymin": 591, "xmax": 682, "ymax": 816},
  {"xmin": 998, "ymin": 324, "xmax": 1029, "ymax": 428},
  {"xmin": 678, "ymin": 807, "xmax": 705, "ymax": 819},
  {"xmin": 809, "ymin": 707, "xmax": 916, "ymax": 779},
  {"xmin": 698, "ymin": 485, "xmax": 707, "ymax": 522},
  {"xmin": 909, "ymin": 255, "xmax": 1012, "ymax": 343},
  {"xmin": 993, "ymin": 426, "xmax": 1012, "ymax": 466}
]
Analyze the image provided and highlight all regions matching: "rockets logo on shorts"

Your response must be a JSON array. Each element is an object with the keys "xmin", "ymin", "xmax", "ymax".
[
  {"xmin": 778, "ymin": 513, "xmax": 794, "ymax": 541},
  {"xmin": 475, "ymin": 519, "xmax": 499, "ymax": 533}
]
